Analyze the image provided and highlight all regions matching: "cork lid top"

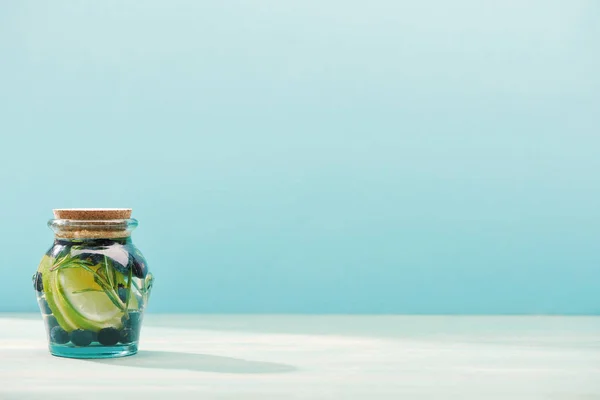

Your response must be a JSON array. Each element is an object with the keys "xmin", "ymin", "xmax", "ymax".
[{"xmin": 53, "ymin": 208, "xmax": 132, "ymax": 220}]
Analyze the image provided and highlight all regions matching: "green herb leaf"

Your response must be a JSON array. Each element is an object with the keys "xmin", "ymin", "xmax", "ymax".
[{"xmin": 72, "ymin": 288, "xmax": 104, "ymax": 294}]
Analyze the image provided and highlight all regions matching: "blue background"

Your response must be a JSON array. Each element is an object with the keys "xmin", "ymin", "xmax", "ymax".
[{"xmin": 1, "ymin": 0, "xmax": 598, "ymax": 314}]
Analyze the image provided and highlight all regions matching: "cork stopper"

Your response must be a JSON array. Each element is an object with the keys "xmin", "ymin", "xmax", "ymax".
[
  {"xmin": 53, "ymin": 208, "xmax": 132, "ymax": 220},
  {"xmin": 50, "ymin": 208, "xmax": 136, "ymax": 239}
]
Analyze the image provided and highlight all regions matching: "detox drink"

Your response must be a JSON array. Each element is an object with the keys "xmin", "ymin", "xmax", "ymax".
[{"xmin": 34, "ymin": 209, "xmax": 153, "ymax": 358}]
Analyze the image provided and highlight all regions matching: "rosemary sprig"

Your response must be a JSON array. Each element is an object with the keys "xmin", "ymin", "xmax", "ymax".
[
  {"xmin": 50, "ymin": 254, "xmax": 127, "ymax": 312},
  {"xmin": 50, "ymin": 254, "xmax": 88, "ymax": 271},
  {"xmin": 104, "ymin": 255, "xmax": 113, "ymax": 288},
  {"xmin": 112, "ymin": 263, "xmax": 118, "ymax": 291},
  {"xmin": 72, "ymin": 288, "xmax": 104, "ymax": 294},
  {"xmin": 124, "ymin": 266, "xmax": 133, "ymax": 319}
]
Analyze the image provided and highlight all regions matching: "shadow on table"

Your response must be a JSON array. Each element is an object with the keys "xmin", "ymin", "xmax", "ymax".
[{"xmin": 85, "ymin": 350, "xmax": 297, "ymax": 374}]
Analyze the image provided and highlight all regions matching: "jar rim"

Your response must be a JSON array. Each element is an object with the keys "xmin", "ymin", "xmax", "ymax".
[{"xmin": 48, "ymin": 217, "xmax": 138, "ymax": 239}]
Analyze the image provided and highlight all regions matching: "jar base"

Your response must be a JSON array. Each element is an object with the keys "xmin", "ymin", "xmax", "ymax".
[{"xmin": 49, "ymin": 343, "xmax": 138, "ymax": 359}]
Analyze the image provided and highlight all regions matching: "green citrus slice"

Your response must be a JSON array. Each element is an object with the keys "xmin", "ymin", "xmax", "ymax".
[
  {"xmin": 39, "ymin": 255, "xmax": 78, "ymax": 331},
  {"xmin": 39, "ymin": 255, "xmax": 137, "ymax": 332},
  {"xmin": 57, "ymin": 266, "xmax": 123, "ymax": 330}
]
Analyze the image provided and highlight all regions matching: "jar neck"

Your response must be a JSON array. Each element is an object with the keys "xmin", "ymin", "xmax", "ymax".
[
  {"xmin": 54, "ymin": 237, "xmax": 132, "ymax": 246},
  {"xmin": 48, "ymin": 218, "xmax": 138, "ymax": 240}
]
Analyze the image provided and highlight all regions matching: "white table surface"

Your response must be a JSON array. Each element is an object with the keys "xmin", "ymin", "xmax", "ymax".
[{"xmin": 1, "ymin": 314, "xmax": 599, "ymax": 399}]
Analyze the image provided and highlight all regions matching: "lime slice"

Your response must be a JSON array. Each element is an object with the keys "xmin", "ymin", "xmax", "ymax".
[
  {"xmin": 39, "ymin": 255, "xmax": 137, "ymax": 332},
  {"xmin": 39, "ymin": 255, "xmax": 77, "ymax": 331},
  {"xmin": 58, "ymin": 267, "xmax": 123, "ymax": 330}
]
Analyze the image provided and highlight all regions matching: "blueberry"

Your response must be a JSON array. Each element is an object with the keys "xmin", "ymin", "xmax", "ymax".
[
  {"xmin": 45, "ymin": 315, "xmax": 59, "ymax": 331},
  {"xmin": 70, "ymin": 329, "xmax": 93, "ymax": 347},
  {"xmin": 130, "ymin": 257, "xmax": 147, "ymax": 279},
  {"xmin": 97, "ymin": 328, "xmax": 120, "ymax": 346},
  {"xmin": 118, "ymin": 287, "xmax": 128, "ymax": 303},
  {"xmin": 50, "ymin": 326, "xmax": 69, "ymax": 344},
  {"xmin": 39, "ymin": 299, "xmax": 52, "ymax": 315},
  {"xmin": 33, "ymin": 272, "xmax": 43, "ymax": 292},
  {"xmin": 119, "ymin": 328, "xmax": 138, "ymax": 344},
  {"xmin": 121, "ymin": 311, "xmax": 142, "ymax": 329}
]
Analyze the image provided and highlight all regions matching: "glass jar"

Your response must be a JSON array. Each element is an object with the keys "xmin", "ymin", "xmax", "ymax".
[{"xmin": 33, "ymin": 209, "xmax": 154, "ymax": 359}]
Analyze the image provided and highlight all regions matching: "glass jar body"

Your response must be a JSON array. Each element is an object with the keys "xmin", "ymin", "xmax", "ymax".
[{"xmin": 34, "ymin": 237, "xmax": 153, "ymax": 359}]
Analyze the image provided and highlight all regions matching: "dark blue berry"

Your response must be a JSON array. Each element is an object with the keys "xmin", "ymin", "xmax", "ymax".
[
  {"xmin": 33, "ymin": 272, "xmax": 43, "ymax": 292},
  {"xmin": 39, "ymin": 299, "xmax": 52, "ymax": 315},
  {"xmin": 45, "ymin": 315, "xmax": 59, "ymax": 331},
  {"xmin": 97, "ymin": 328, "xmax": 120, "ymax": 346},
  {"xmin": 130, "ymin": 257, "xmax": 147, "ymax": 279},
  {"xmin": 70, "ymin": 329, "xmax": 93, "ymax": 347},
  {"xmin": 50, "ymin": 326, "xmax": 69, "ymax": 344},
  {"xmin": 119, "ymin": 328, "xmax": 138, "ymax": 344},
  {"xmin": 121, "ymin": 311, "xmax": 142, "ymax": 330},
  {"xmin": 118, "ymin": 287, "xmax": 128, "ymax": 303}
]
